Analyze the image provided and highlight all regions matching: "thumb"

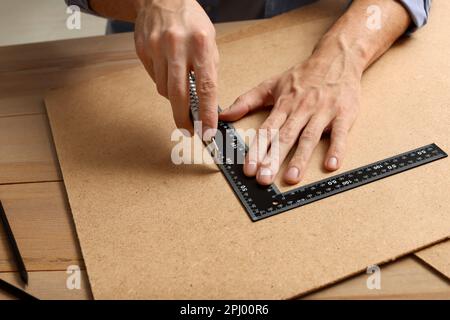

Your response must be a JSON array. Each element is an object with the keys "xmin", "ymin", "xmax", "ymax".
[{"xmin": 219, "ymin": 81, "xmax": 274, "ymax": 122}]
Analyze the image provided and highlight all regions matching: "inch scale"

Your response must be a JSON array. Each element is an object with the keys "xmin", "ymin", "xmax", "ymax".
[{"xmin": 188, "ymin": 74, "xmax": 448, "ymax": 221}]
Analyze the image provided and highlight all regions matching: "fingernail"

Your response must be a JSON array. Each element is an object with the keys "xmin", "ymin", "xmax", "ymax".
[
  {"xmin": 259, "ymin": 167, "xmax": 272, "ymax": 177},
  {"xmin": 179, "ymin": 128, "xmax": 191, "ymax": 137},
  {"xmin": 285, "ymin": 167, "xmax": 300, "ymax": 181},
  {"xmin": 203, "ymin": 128, "xmax": 217, "ymax": 142},
  {"xmin": 246, "ymin": 161, "xmax": 257, "ymax": 176},
  {"xmin": 257, "ymin": 167, "xmax": 273, "ymax": 185},
  {"xmin": 327, "ymin": 157, "xmax": 338, "ymax": 169}
]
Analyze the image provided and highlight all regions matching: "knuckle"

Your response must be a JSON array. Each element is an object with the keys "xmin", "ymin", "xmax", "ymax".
[
  {"xmin": 301, "ymin": 127, "xmax": 319, "ymax": 143},
  {"xmin": 332, "ymin": 125, "xmax": 348, "ymax": 138},
  {"xmin": 234, "ymin": 95, "xmax": 249, "ymax": 108},
  {"xmin": 279, "ymin": 118, "xmax": 299, "ymax": 144},
  {"xmin": 336, "ymin": 101, "xmax": 350, "ymax": 111},
  {"xmin": 261, "ymin": 157, "xmax": 278, "ymax": 169},
  {"xmin": 164, "ymin": 28, "xmax": 184, "ymax": 43},
  {"xmin": 261, "ymin": 116, "xmax": 277, "ymax": 130},
  {"xmin": 289, "ymin": 154, "xmax": 304, "ymax": 167},
  {"xmin": 326, "ymin": 103, "xmax": 339, "ymax": 113},
  {"xmin": 300, "ymin": 94, "xmax": 318, "ymax": 109},
  {"xmin": 235, "ymin": 95, "xmax": 247, "ymax": 105},
  {"xmin": 197, "ymin": 78, "xmax": 217, "ymax": 96},
  {"xmin": 192, "ymin": 30, "xmax": 209, "ymax": 47},
  {"xmin": 148, "ymin": 33, "xmax": 160, "ymax": 50},
  {"xmin": 261, "ymin": 78, "xmax": 275, "ymax": 92}
]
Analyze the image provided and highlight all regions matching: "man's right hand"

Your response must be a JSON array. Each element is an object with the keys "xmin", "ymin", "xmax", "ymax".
[{"xmin": 134, "ymin": 0, "xmax": 219, "ymax": 138}]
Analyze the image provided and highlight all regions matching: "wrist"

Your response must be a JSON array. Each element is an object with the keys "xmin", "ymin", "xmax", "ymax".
[{"xmin": 308, "ymin": 33, "xmax": 369, "ymax": 78}]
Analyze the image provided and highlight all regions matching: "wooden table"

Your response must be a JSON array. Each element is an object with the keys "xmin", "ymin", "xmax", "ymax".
[{"xmin": 0, "ymin": 20, "xmax": 449, "ymax": 300}]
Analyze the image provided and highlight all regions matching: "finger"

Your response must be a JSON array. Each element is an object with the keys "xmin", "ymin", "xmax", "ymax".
[
  {"xmin": 284, "ymin": 113, "xmax": 333, "ymax": 184},
  {"xmin": 324, "ymin": 117, "xmax": 352, "ymax": 171},
  {"xmin": 153, "ymin": 58, "xmax": 168, "ymax": 98},
  {"xmin": 257, "ymin": 108, "xmax": 311, "ymax": 185},
  {"xmin": 134, "ymin": 23, "xmax": 152, "ymax": 76},
  {"xmin": 195, "ymin": 64, "xmax": 218, "ymax": 140},
  {"xmin": 167, "ymin": 60, "xmax": 192, "ymax": 133},
  {"xmin": 144, "ymin": 32, "xmax": 168, "ymax": 98},
  {"xmin": 135, "ymin": 36, "xmax": 156, "ymax": 81},
  {"xmin": 244, "ymin": 108, "xmax": 288, "ymax": 179},
  {"xmin": 142, "ymin": 57, "xmax": 156, "ymax": 81},
  {"xmin": 219, "ymin": 81, "xmax": 274, "ymax": 122},
  {"xmin": 192, "ymin": 38, "xmax": 219, "ymax": 140}
]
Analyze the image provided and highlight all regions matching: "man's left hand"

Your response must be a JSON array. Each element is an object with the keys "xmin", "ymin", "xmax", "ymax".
[{"xmin": 219, "ymin": 55, "xmax": 361, "ymax": 185}]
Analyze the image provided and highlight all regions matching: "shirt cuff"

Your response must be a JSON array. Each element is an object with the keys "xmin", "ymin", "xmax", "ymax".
[
  {"xmin": 397, "ymin": 0, "xmax": 431, "ymax": 33},
  {"xmin": 65, "ymin": 0, "xmax": 96, "ymax": 14}
]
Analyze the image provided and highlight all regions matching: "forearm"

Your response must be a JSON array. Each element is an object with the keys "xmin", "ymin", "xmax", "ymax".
[
  {"xmin": 309, "ymin": 0, "xmax": 411, "ymax": 76},
  {"xmin": 89, "ymin": 0, "xmax": 146, "ymax": 22}
]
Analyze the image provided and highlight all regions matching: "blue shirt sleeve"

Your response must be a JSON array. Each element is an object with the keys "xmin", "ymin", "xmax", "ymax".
[
  {"xmin": 65, "ymin": 0, "xmax": 432, "ymax": 33},
  {"xmin": 398, "ymin": 0, "xmax": 431, "ymax": 32},
  {"xmin": 65, "ymin": 0, "xmax": 94, "ymax": 14}
]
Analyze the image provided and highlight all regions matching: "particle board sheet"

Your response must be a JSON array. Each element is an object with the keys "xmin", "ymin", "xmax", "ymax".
[
  {"xmin": 415, "ymin": 240, "xmax": 450, "ymax": 279},
  {"xmin": 45, "ymin": 1, "xmax": 450, "ymax": 299}
]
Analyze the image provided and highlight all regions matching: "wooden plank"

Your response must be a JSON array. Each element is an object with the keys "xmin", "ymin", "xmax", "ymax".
[
  {"xmin": 0, "ymin": 61, "xmax": 140, "ymax": 99},
  {"xmin": 304, "ymin": 257, "xmax": 450, "ymax": 300},
  {"xmin": 0, "ymin": 182, "xmax": 83, "ymax": 272},
  {"xmin": 415, "ymin": 240, "xmax": 450, "ymax": 279},
  {"xmin": 0, "ymin": 33, "xmax": 136, "ymax": 74},
  {"xmin": 0, "ymin": 257, "xmax": 447, "ymax": 300},
  {"xmin": 0, "ymin": 95, "xmax": 45, "ymax": 118},
  {"xmin": 0, "ymin": 114, "xmax": 61, "ymax": 184},
  {"xmin": 0, "ymin": 270, "xmax": 91, "ymax": 300}
]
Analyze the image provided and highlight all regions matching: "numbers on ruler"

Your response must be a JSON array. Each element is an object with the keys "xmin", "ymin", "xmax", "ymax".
[
  {"xmin": 342, "ymin": 180, "xmax": 352, "ymax": 186},
  {"xmin": 217, "ymin": 116, "xmax": 444, "ymax": 220},
  {"xmin": 278, "ymin": 146, "xmax": 442, "ymax": 211}
]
